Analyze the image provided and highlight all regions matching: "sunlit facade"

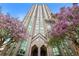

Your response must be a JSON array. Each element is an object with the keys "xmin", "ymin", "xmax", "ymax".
[
  {"xmin": 21, "ymin": 4, "xmax": 76, "ymax": 56},
  {"xmin": 0, "ymin": 4, "xmax": 78, "ymax": 56},
  {"xmin": 22, "ymin": 4, "xmax": 52, "ymax": 56}
]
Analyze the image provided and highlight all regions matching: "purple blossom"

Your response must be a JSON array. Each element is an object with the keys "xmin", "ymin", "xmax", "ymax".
[
  {"xmin": 50, "ymin": 4, "xmax": 79, "ymax": 37},
  {"xmin": 0, "ymin": 13, "xmax": 28, "ymax": 41}
]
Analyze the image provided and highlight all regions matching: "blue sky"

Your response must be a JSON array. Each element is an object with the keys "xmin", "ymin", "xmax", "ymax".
[{"xmin": 0, "ymin": 3, "xmax": 76, "ymax": 21}]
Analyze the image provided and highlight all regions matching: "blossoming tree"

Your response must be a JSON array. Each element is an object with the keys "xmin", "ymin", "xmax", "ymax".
[
  {"xmin": 48, "ymin": 3, "xmax": 79, "ymax": 55},
  {"xmin": 0, "ymin": 13, "xmax": 28, "ymax": 47}
]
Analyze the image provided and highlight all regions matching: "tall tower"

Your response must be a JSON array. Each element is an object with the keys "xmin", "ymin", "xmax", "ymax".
[
  {"xmin": 22, "ymin": 4, "xmax": 53, "ymax": 56},
  {"xmin": 0, "ymin": 4, "xmax": 77, "ymax": 56},
  {"xmin": 11, "ymin": 4, "xmax": 76, "ymax": 56}
]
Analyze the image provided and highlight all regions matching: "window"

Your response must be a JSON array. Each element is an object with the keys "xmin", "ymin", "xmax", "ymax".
[
  {"xmin": 64, "ymin": 40, "xmax": 68, "ymax": 46},
  {"xmin": 20, "ymin": 40, "xmax": 27, "ymax": 51},
  {"xmin": 34, "ymin": 19, "xmax": 40, "ymax": 35},
  {"xmin": 60, "ymin": 40, "xmax": 74, "ymax": 56},
  {"xmin": 17, "ymin": 40, "xmax": 27, "ymax": 56},
  {"xmin": 34, "ymin": 16, "xmax": 45, "ymax": 36},
  {"xmin": 40, "ymin": 18, "xmax": 44, "ymax": 35},
  {"xmin": 28, "ymin": 19, "xmax": 33, "ymax": 33},
  {"xmin": 53, "ymin": 47, "xmax": 60, "ymax": 56}
]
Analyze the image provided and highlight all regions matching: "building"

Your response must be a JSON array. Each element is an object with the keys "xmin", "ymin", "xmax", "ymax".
[
  {"xmin": 0, "ymin": 4, "xmax": 78, "ymax": 56},
  {"xmin": 19, "ymin": 4, "xmax": 76, "ymax": 56},
  {"xmin": 22, "ymin": 4, "xmax": 53, "ymax": 56}
]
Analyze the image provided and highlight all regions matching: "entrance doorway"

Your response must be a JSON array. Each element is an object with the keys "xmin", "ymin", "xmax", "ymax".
[
  {"xmin": 31, "ymin": 45, "xmax": 38, "ymax": 56},
  {"xmin": 31, "ymin": 45, "xmax": 47, "ymax": 56},
  {"xmin": 40, "ymin": 45, "xmax": 47, "ymax": 56}
]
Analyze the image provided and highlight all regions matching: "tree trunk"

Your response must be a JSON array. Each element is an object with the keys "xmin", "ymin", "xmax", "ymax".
[{"xmin": 0, "ymin": 38, "xmax": 5, "ymax": 47}]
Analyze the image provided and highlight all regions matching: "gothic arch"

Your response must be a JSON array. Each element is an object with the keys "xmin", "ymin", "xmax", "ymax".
[
  {"xmin": 40, "ymin": 45, "xmax": 47, "ymax": 56},
  {"xmin": 31, "ymin": 45, "xmax": 38, "ymax": 56}
]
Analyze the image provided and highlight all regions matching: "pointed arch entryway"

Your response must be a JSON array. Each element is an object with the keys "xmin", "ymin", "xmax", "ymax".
[
  {"xmin": 31, "ymin": 45, "xmax": 47, "ymax": 56},
  {"xmin": 40, "ymin": 45, "xmax": 47, "ymax": 56},
  {"xmin": 31, "ymin": 45, "xmax": 38, "ymax": 56}
]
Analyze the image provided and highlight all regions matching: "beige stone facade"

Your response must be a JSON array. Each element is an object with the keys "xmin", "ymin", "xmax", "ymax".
[{"xmin": 0, "ymin": 4, "xmax": 76, "ymax": 56}]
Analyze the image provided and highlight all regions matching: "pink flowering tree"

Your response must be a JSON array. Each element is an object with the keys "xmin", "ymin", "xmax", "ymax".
[
  {"xmin": 48, "ymin": 3, "xmax": 79, "ymax": 46},
  {"xmin": 0, "ymin": 13, "xmax": 28, "ymax": 47}
]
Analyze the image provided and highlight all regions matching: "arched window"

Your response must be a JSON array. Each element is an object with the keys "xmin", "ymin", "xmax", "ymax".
[
  {"xmin": 40, "ymin": 45, "xmax": 47, "ymax": 56},
  {"xmin": 31, "ymin": 45, "xmax": 38, "ymax": 56}
]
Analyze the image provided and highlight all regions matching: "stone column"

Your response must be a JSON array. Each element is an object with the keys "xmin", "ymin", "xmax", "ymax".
[
  {"xmin": 47, "ymin": 46, "xmax": 53, "ymax": 56},
  {"xmin": 38, "ymin": 47, "xmax": 40, "ymax": 56},
  {"xmin": 59, "ymin": 47, "xmax": 65, "ymax": 56},
  {"xmin": 7, "ymin": 43, "xmax": 15, "ymax": 56},
  {"xmin": 67, "ymin": 40, "xmax": 77, "ymax": 55},
  {"xmin": 59, "ymin": 43, "xmax": 65, "ymax": 56},
  {"xmin": 24, "ymin": 40, "xmax": 29, "ymax": 56},
  {"xmin": 25, "ymin": 37, "xmax": 31, "ymax": 56},
  {"xmin": 12, "ymin": 40, "xmax": 21, "ymax": 56}
]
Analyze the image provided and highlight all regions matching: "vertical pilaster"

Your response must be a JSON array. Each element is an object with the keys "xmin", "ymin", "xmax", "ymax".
[
  {"xmin": 38, "ymin": 47, "xmax": 40, "ymax": 56},
  {"xmin": 67, "ymin": 40, "xmax": 77, "ymax": 55},
  {"xmin": 47, "ymin": 46, "xmax": 53, "ymax": 56},
  {"xmin": 12, "ymin": 40, "xmax": 21, "ymax": 56},
  {"xmin": 25, "ymin": 38, "xmax": 31, "ymax": 56},
  {"xmin": 7, "ymin": 43, "xmax": 15, "ymax": 56}
]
